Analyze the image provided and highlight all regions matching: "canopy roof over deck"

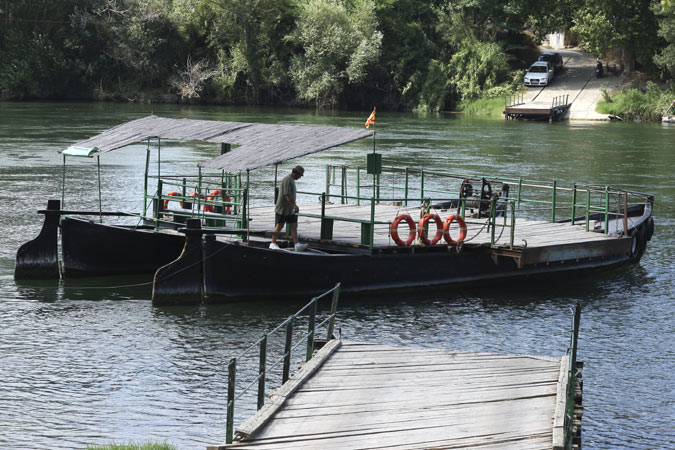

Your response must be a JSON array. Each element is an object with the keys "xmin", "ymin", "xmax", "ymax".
[{"xmin": 63, "ymin": 115, "xmax": 371, "ymax": 171}]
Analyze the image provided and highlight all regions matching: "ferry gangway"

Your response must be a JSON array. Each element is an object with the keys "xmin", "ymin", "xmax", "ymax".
[{"xmin": 221, "ymin": 284, "xmax": 341, "ymax": 445}]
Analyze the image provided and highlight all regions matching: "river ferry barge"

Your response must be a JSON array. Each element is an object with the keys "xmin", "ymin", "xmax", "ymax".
[{"xmin": 15, "ymin": 116, "xmax": 655, "ymax": 303}]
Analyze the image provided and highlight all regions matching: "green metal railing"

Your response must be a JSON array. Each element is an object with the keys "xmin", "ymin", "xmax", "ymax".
[
  {"xmin": 224, "ymin": 284, "xmax": 341, "ymax": 444},
  {"xmin": 324, "ymin": 164, "xmax": 651, "ymax": 238},
  {"xmin": 144, "ymin": 172, "xmax": 246, "ymax": 229},
  {"xmin": 564, "ymin": 303, "xmax": 581, "ymax": 450}
]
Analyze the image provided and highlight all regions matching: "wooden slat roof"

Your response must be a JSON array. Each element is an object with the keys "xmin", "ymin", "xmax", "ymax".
[{"xmin": 64, "ymin": 115, "xmax": 371, "ymax": 171}]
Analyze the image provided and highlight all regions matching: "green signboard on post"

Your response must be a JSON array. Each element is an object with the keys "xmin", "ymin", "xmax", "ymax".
[{"xmin": 367, "ymin": 153, "xmax": 382, "ymax": 175}]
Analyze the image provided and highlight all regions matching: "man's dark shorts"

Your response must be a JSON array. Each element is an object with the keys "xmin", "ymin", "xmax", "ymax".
[{"xmin": 275, "ymin": 213, "xmax": 298, "ymax": 226}]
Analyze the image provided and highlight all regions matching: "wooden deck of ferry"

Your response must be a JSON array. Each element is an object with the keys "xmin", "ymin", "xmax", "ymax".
[
  {"xmin": 244, "ymin": 202, "xmax": 614, "ymax": 249},
  {"xmin": 209, "ymin": 341, "xmax": 576, "ymax": 450}
]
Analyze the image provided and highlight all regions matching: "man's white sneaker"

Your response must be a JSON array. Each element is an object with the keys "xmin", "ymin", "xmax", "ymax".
[
  {"xmin": 295, "ymin": 243, "xmax": 308, "ymax": 252},
  {"xmin": 269, "ymin": 242, "xmax": 281, "ymax": 250}
]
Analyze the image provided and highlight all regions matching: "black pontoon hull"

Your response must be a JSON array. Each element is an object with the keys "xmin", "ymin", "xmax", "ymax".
[{"xmin": 61, "ymin": 217, "xmax": 185, "ymax": 276}]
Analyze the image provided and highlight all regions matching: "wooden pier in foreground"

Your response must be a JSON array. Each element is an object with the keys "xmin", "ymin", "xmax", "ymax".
[{"xmin": 209, "ymin": 344, "xmax": 582, "ymax": 450}]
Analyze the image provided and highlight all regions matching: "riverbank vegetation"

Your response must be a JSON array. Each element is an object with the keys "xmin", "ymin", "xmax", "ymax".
[
  {"xmin": 1, "ymin": 0, "xmax": 674, "ymax": 112},
  {"xmin": 597, "ymin": 83, "xmax": 675, "ymax": 121}
]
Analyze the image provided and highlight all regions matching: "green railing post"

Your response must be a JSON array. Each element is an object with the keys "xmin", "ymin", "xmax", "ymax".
[
  {"xmin": 282, "ymin": 317, "xmax": 293, "ymax": 384},
  {"xmin": 509, "ymin": 201, "xmax": 516, "ymax": 248},
  {"xmin": 97, "ymin": 155, "xmax": 103, "ymax": 223},
  {"xmin": 604, "ymin": 186, "xmax": 610, "ymax": 234},
  {"xmin": 197, "ymin": 167, "xmax": 203, "ymax": 213},
  {"xmin": 376, "ymin": 173, "xmax": 380, "ymax": 203},
  {"xmin": 517, "ymin": 177, "xmax": 523, "ymax": 208},
  {"xmin": 320, "ymin": 193, "xmax": 327, "ymax": 239},
  {"xmin": 571, "ymin": 183, "xmax": 577, "ymax": 225},
  {"xmin": 341, "ymin": 165, "xmax": 346, "ymax": 205},
  {"xmin": 257, "ymin": 335, "xmax": 267, "ymax": 410},
  {"xmin": 551, "ymin": 180, "xmax": 557, "ymax": 222},
  {"xmin": 326, "ymin": 284, "xmax": 340, "ymax": 340},
  {"xmin": 62, "ymin": 155, "xmax": 67, "ymax": 208},
  {"xmin": 226, "ymin": 358, "xmax": 236, "ymax": 444},
  {"xmin": 404, "ymin": 168, "xmax": 409, "ymax": 206},
  {"xmin": 490, "ymin": 197, "xmax": 497, "ymax": 244},
  {"xmin": 356, "ymin": 166, "xmax": 361, "ymax": 206},
  {"xmin": 420, "ymin": 169, "xmax": 425, "ymax": 204},
  {"xmin": 585, "ymin": 188, "xmax": 591, "ymax": 232},
  {"xmin": 306, "ymin": 299, "xmax": 317, "ymax": 362},
  {"xmin": 241, "ymin": 187, "xmax": 248, "ymax": 233},
  {"xmin": 623, "ymin": 193, "xmax": 629, "ymax": 237},
  {"xmin": 325, "ymin": 165, "xmax": 330, "ymax": 202},
  {"xmin": 156, "ymin": 179, "xmax": 163, "ymax": 229},
  {"xmin": 143, "ymin": 147, "xmax": 151, "ymax": 216},
  {"xmin": 370, "ymin": 197, "xmax": 376, "ymax": 250}
]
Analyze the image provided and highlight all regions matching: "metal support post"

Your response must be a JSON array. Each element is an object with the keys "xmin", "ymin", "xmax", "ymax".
[
  {"xmin": 226, "ymin": 358, "xmax": 236, "ymax": 444},
  {"xmin": 551, "ymin": 180, "xmax": 557, "ymax": 222},
  {"xmin": 327, "ymin": 284, "xmax": 340, "ymax": 340},
  {"xmin": 604, "ymin": 186, "xmax": 610, "ymax": 234},
  {"xmin": 404, "ymin": 168, "xmax": 409, "ymax": 206},
  {"xmin": 306, "ymin": 300, "xmax": 317, "ymax": 362},
  {"xmin": 571, "ymin": 184, "xmax": 577, "ymax": 225},
  {"xmin": 283, "ymin": 317, "xmax": 293, "ymax": 384},
  {"xmin": 257, "ymin": 335, "xmax": 267, "ymax": 410},
  {"xmin": 585, "ymin": 188, "xmax": 591, "ymax": 232}
]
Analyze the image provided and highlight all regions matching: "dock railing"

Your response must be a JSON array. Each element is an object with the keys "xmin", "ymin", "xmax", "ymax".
[
  {"xmin": 552, "ymin": 94, "xmax": 570, "ymax": 109},
  {"xmin": 553, "ymin": 302, "xmax": 581, "ymax": 450},
  {"xmin": 223, "ymin": 283, "xmax": 341, "ymax": 444}
]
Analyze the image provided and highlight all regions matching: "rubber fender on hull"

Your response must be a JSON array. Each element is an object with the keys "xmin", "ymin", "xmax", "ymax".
[{"xmin": 629, "ymin": 225, "xmax": 649, "ymax": 261}]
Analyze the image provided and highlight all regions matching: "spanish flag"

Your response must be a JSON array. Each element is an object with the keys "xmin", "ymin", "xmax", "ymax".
[{"xmin": 365, "ymin": 107, "xmax": 376, "ymax": 128}]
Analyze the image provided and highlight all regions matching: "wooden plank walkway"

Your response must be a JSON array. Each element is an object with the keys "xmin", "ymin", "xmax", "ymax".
[
  {"xmin": 216, "ymin": 342, "xmax": 564, "ymax": 449},
  {"xmin": 244, "ymin": 202, "xmax": 613, "ymax": 248}
]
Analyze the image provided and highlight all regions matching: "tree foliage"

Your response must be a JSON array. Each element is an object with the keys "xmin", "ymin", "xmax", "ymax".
[
  {"xmin": 289, "ymin": 0, "xmax": 382, "ymax": 107},
  {"xmin": 0, "ymin": 0, "xmax": 673, "ymax": 109}
]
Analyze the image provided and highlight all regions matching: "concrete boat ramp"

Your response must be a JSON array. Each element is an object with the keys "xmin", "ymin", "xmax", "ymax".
[
  {"xmin": 209, "ymin": 314, "xmax": 583, "ymax": 450},
  {"xmin": 505, "ymin": 49, "xmax": 626, "ymax": 121}
]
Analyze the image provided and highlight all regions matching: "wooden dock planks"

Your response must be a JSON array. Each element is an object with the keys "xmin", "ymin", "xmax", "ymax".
[
  {"xmin": 220, "ymin": 343, "xmax": 563, "ymax": 450},
  {"xmin": 244, "ymin": 202, "xmax": 615, "ymax": 249}
]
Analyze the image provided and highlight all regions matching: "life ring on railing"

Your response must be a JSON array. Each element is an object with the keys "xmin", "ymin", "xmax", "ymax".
[
  {"xmin": 390, "ymin": 214, "xmax": 416, "ymax": 246},
  {"xmin": 418, "ymin": 213, "xmax": 444, "ymax": 245},
  {"xmin": 443, "ymin": 214, "xmax": 467, "ymax": 246},
  {"xmin": 163, "ymin": 191, "xmax": 182, "ymax": 209},
  {"xmin": 203, "ymin": 189, "xmax": 231, "ymax": 213}
]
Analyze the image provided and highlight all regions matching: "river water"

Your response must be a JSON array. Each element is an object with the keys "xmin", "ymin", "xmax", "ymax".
[{"xmin": 0, "ymin": 102, "xmax": 673, "ymax": 449}]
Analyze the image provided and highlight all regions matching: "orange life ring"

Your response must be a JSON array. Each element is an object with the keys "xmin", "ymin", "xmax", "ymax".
[
  {"xmin": 443, "ymin": 214, "xmax": 467, "ymax": 245},
  {"xmin": 163, "ymin": 191, "xmax": 182, "ymax": 209},
  {"xmin": 390, "ymin": 214, "xmax": 416, "ymax": 246},
  {"xmin": 203, "ymin": 189, "xmax": 231, "ymax": 213},
  {"xmin": 418, "ymin": 213, "xmax": 444, "ymax": 245}
]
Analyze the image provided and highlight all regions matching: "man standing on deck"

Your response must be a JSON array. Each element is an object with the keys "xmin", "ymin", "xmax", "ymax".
[{"xmin": 270, "ymin": 166, "xmax": 307, "ymax": 251}]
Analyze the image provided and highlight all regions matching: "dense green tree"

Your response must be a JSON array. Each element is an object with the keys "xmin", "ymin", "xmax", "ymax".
[
  {"xmin": 571, "ymin": 0, "xmax": 660, "ymax": 72},
  {"xmin": 654, "ymin": 1, "xmax": 675, "ymax": 77},
  {"xmin": 172, "ymin": 0, "xmax": 297, "ymax": 103},
  {"xmin": 289, "ymin": 0, "xmax": 382, "ymax": 107}
]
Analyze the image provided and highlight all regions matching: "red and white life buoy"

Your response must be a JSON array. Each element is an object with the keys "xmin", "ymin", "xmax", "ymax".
[
  {"xmin": 443, "ymin": 214, "xmax": 467, "ymax": 245},
  {"xmin": 418, "ymin": 213, "xmax": 444, "ymax": 245},
  {"xmin": 203, "ymin": 189, "xmax": 231, "ymax": 213},
  {"xmin": 390, "ymin": 214, "xmax": 416, "ymax": 246},
  {"xmin": 163, "ymin": 191, "xmax": 182, "ymax": 209}
]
